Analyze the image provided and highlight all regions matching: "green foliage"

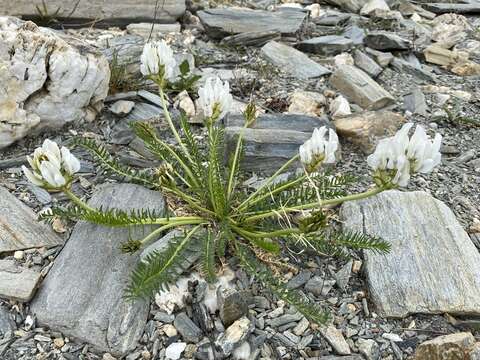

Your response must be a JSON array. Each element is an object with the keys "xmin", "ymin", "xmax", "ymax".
[
  {"xmin": 167, "ymin": 60, "xmax": 202, "ymax": 94},
  {"xmin": 109, "ymin": 50, "xmax": 143, "ymax": 94},
  {"xmin": 56, "ymin": 81, "xmax": 390, "ymax": 326},
  {"xmin": 126, "ymin": 226, "xmax": 203, "ymax": 300}
]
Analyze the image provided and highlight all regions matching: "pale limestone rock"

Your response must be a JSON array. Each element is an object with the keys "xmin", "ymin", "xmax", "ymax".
[
  {"xmin": 319, "ymin": 324, "xmax": 351, "ymax": 355},
  {"xmin": 415, "ymin": 333, "xmax": 475, "ymax": 360},
  {"xmin": 360, "ymin": 0, "xmax": 390, "ymax": 16},
  {"xmin": 288, "ymin": 90, "xmax": 326, "ymax": 117},
  {"xmin": 432, "ymin": 23, "xmax": 467, "ymax": 49},
  {"xmin": 329, "ymin": 95, "xmax": 351, "ymax": 118},
  {"xmin": 0, "ymin": 17, "xmax": 110, "ymax": 149}
]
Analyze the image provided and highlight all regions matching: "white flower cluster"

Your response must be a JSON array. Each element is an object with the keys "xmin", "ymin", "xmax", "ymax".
[
  {"xmin": 367, "ymin": 123, "xmax": 442, "ymax": 187},
  {"xmin": 140, "ymin": 40, "xmax": 177, "ymax": 81},
  {"xmin": 22, "ymin": 139, "xmax": 80, "ymax": 189},
  {"xmin": 197, "ymin": 76, "xmax": 233, "ymax": 122},
  {"xmin": 299, "ymin": 126, "xmax": 339, "ymax": 172}
]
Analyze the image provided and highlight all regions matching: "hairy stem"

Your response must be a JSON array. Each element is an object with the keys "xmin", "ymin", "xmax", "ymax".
[
  {"xmin": 63, "ymin": 188, "xmax": 96, "ymax": 213},
  {"xmin": 243, "ymin": 186, "xmax": 385, "ymax": 223},
  {"xmin": 237, "ymin": 154, "xmax": 300, "ymax": 212},
  {"xmin": 233, "ymin": 225, "xmax": 300, "ymax": 239},
  {"xmin": 139, "ymin": 219, "xmax": 207, "ymax": 247}
]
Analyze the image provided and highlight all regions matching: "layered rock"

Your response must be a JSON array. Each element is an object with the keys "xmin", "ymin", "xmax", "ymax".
[{"xmin": 0, "ymin": 16, "xmax": 110, "ymax": 149}]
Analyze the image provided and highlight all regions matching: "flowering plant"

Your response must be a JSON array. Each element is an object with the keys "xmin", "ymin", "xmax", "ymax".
[{"xmin": 25, "ymin": 42, "xmax": 442, "ymax": 325}]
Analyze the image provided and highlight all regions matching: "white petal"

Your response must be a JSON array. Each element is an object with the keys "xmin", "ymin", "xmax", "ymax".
[
  {"xmin": 40, "ymin": 161, "xmax": 66, "ymax": 188},
  {"xmin": 61, "ymin": 147, "xmax": 81, "ymax": 175},
  {"xmin": 22, "ymin": 166, "xmax": 44, "ymax": 186}
]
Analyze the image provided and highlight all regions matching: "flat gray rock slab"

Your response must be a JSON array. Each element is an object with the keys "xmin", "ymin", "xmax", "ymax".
[
  {"xmin": 297, "ymin": 35, "xmax": 354, "ymax": 56},
  {"xmin": 0, "ymin": 186, "xmax": 62, "ymax": 253},
  {"xmin": 423, "ymin": 2, "xmax": 480, "ymax": 14},
  {"xmin": 31, "ymin": 184, "xmax": 166, "ymax": 356},
  {"xmin": 341, "ymin": 190, "xmax": 480, "ymax": 318},
  {"xmin": 261, "ymin": 41, "xmax": 331, "ymax": 80},
  {"xmin": 0, "ymin": 260, "xmax": 41, "ymax": 302},
  {"xmin": 0, "ymin": 0, "xmax": 185, "ymax": 24},
  {"xmin": 198, "ymin": 8, "xmax": 307, "ymax": 39},
  {"xmin": 224, "ymin": 114, "xmax": 333, "ymax": 173},
  {"xmin": 330, "ymin": 65, "xmax": 394, "ymax": 110}
]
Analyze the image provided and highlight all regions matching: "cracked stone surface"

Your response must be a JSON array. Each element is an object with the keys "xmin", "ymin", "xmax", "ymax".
[
  {"xmin": 30, "ymin": 183, "xmax": 166, "ymax": 356},
  {"xmin": 0, "ymin": 16, "xmax": 110, "ymax": 149}
]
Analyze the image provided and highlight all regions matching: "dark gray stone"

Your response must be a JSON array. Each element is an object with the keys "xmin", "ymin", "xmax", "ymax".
[
  {"xmin": 343, "ymin": 25, "xmax": 366, "ymax": 45},
  {"xmin": 224, "ymin": 114, "xmax": 333, "ymax": 173},
  {"xmin": 287, "ymin": 270, "xmax": 312, "ymax": 289},
  {"xmin": 198, "ymin": 8, "xmax": 307, "ymax": 39},
  {"xmin": 261, "ymin": 41, "xmax": 331, "ymax": 79},
  {"xmin": 341, "ymin": 190, "xmax": 480, "ymax": 318},
  {"xmin": 0, "ymin": 305, "xmax": 15, "ymax": 337},
  {"xmin": 364, "ymin": 31, "xmax": 411, "ymax": 51},
  {"xmin": 305, "ymin": 276, "xmax": 336, "ymax": 296},
  {"xmin": 218, "ymin": 287, "xmax": 249, "ymax": 327},
  {"xmin": 267, "ymin": 313, "xmax": 303, "ymax": 328},
  {"xmin": 353, "ymin": 50, "xmax": 383, "ymax": 78},
  {"xmin": 297, "ymin": 35, "xmax": 354, "ymax": 56},
  {"xmin": 423, "ymin": 2, "xmax": 480, "ymax": 14},
  {"xmin": 174, "ymin": 312, "xmax": 203, "ymax": 343},
  {"xmin": 391, "ymin": 58, "xmax": 436, "ymax": 83},
  {"xmin": 324, "ymin": 0, "xmax": 370, "ymax": 13},
  {"xmin": 0, "ymin": 186, "xmax": 63, "ymax": 253},
  {"xmin": 314, "ymin": 12, "xmax": 351, "ymax": 26},
  {"xmin": 0, "ymin": 260, "xmax": 41, "ymax": 302},
  {"xmin": 215, "ymin": 317, "xmax": 253, "ymax": 356},
  {"xmin": 30, "ymin": 184, "xmax": 166, "ymax": 355},
  {"xmin": 220, "ymin": 31, "xmax": 281, "ymax": 47},
  {"xmin": 404, "ymin": 88, "xmax": 428, "ymax": 116}
]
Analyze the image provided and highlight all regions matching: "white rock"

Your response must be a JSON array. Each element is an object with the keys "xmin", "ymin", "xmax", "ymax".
[
  {"xmin": 175, "ymin": 90, "xmax": 196, "ymax": 119},
  {"xmin": 163, "ymin": 324, "xmax": 178, "ymax": 337},
  {"xmin": 232, "ymin": 341, "xmax": 251, "ymax": 360},
  {"xmin": 0, "ymin": 17, "xmax": 109, "ymax": 149},
  {"xmin": 165, "ymin": 342, "xmax": 187, "ymax": 360},
  {"xmin": 306, "ymin": 4, "xmax": 325, "ymax": 18},
  {"xmin": 334, "ymin": 53, "xmax": 355, "ymax": 67},
  {"xmin": 382, "ymin": 333, "xmax": 403, "ymax": 342},
  {"xmin": 288, "ymin": 90, "xmax": 326, "ymax": 116},
  {"xmin": 410, "ymin": 13, "xmax": 422, "ymax": 22},
  {"xmin": 110, "ymin": 100, "xmax": 135, "ymax": 116},
  {"xmin": 432, "ymin": 23, "xmax": 467, "ymax": 49},
  {"xmin": 13, "ymin": 251, "xmax": 24, "ymax": 260},
  {"xmin": 329, "ymin": 95, "xmax": 351, "ymax": 118},
  {"xmin": 360, "ymin": 0, "xmax": 390, "ymax": 16},
  {"xmin": 126, "ymin": 23, "xmax": 181, "ymax": 38}
]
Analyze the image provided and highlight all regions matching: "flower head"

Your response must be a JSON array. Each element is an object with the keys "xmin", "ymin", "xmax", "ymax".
[
  {"xmin": 197, "ymin": 76, "xmax": 233, "ymax": 123},
  {"xmin": 22, "ymin": 139, "xmax": 80, "ymax": 190},
  {"xmin": 299, "ymin": 127, "xmax": 339, "ymax": 172},
  {"xmin": 140, "ymin": 40, "xmax": 177, "ymax": 82},
  {"xmin": 367, "ymin": 123, "xmax": 442, "ymax": 187}
]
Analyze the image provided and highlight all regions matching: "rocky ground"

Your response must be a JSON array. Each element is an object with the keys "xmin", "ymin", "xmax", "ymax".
[{"xmin": 1, "ymin": 0, "xmax": 480, "ymax": 359}]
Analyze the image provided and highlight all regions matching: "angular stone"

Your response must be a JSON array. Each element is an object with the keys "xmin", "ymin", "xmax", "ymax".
[
  {"xmin": 218, "ymin": 287, "xmax": 248, "ymax": 327},
  {"xmin": 423, "ymin": 2, "xmax": 480, "ymax": 15},
  {"xmin": 198, "ymin": 8, "xmax": 307, "ymax": 40},
  {"xmin": 424, "ymin": 45, "xmax": 469, "ymax": 67},
  {"xmin": 324, "ymin": 0, "xmax": 369, "ymax": 13},
  {"xmin": 364, "ymin": 31, "xmax": 411, "ymax": 51},
  {"xmin": 0, "ymin": 1, "xmax": 185, "ymax": 24},
  {"xmin": 330, "ymin": 65, "xmax": 395, "ymax": 110},
  {"xmin": 415, "ymin": 332, "xmax": 475, "ymax": 360},
  {"xmin": 31, "ymin": 184, "xmax": 166, "ymax": 356},
  {"xmin": 357, "ymin": 338, "xmax": 380, "ymax": 360},
  {"xmin": 0, "ymin": 17, "xmax": 109, "ymax": 149},
  {"xmin": 404, "ymin": 88, "xmax": 427, "ymax": 116},
  {"xmin": 0, "ymin": 186, "xmax": 63, "ymax": 253},
  {"xmin": 319, "ymin": 324, "xmax": 351, "ymax": 355},
  {"xmin": 215, "ymin": 317, "xmax": 253, "ymax": 356},
  {"xmin": 297, "ymin": 36, "xmax": 354, "ymax": 56},
  {"xmin": 353, "ymin": 50, "xmax": 383, "ymax": 78},
  {"xmin": 261, "ymin": 41, "xmax": 330, "ymax": 80},
  {"xmin": 341, "ymin": 191, "xmax": 480, "ymax": 318},
  {"xmin": 360, "ymin": 0, "xmax": 389, "ymax": 16},
  {"xmin": 220, "ymin": 31, "xmax": 281, "ymax": 47},
  {"xmin": 365, "ymin": 48, "xmax": 394, "ymax": 67},
  {"xmin": 0, "ymin": 260, "xmax": 41, "ymax": 302},
  {"xmin": 390, "ymin": 58, "xmax": 436, "ymax": 83},
  {"xmin": 0, "ymin": 304, "xmax": 15, "ymax": 336},
  {"xmin": 174, "ymin": 313, "xmax": 203, "ymax": 343},
  {"xmin": 224, "ymin": 114, "xmax": 333, "ymax": 173},
  {"xmin": 334, "ymin": 111, "xmax": 405, "ymax": 153},
  {"xmin": 126, "ymin": 23, "xmax": 181, "ymax": 38}
]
